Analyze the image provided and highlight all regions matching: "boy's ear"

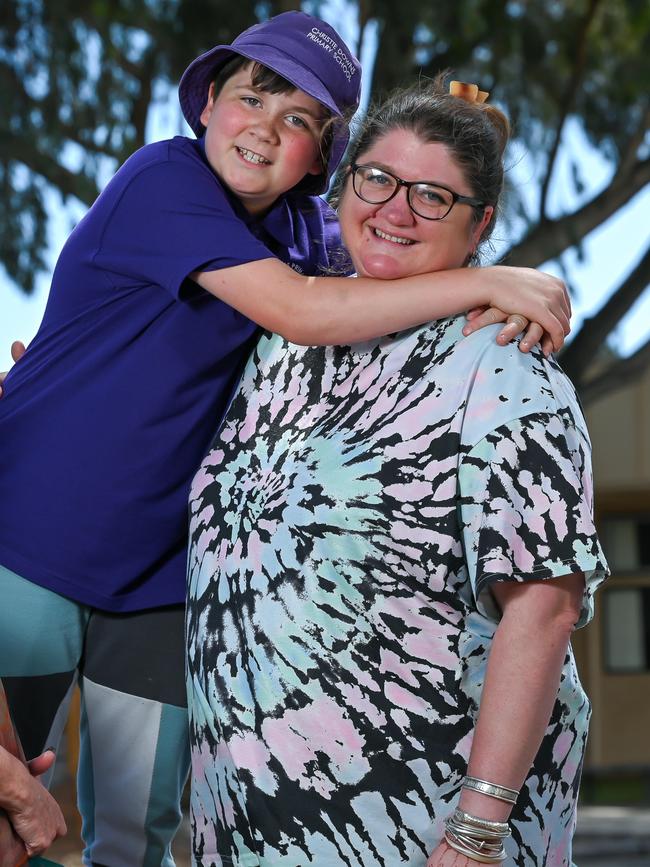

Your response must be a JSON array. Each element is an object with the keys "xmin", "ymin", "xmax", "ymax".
[
  {"xmin": 199, "ymin": 82, "xmax": 217, "ymax": 128},
  {"xmin": 306, "ymin": 157, "xmax": 325, "ymax": 177}
]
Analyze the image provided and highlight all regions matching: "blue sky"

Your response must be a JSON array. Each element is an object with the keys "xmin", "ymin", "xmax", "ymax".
[{"xmin": 2, "ymin": 8, "xmax": 649, "ymax": 370}]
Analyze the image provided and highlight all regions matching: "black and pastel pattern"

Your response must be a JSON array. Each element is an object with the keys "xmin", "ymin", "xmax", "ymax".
[{"xmin": 186, "ymin": 315, "xmax": 607, "ymax": 866}]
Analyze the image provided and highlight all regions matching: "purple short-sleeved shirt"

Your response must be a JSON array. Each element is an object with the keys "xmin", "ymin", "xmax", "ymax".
[{"xmin": 0, "ymin": 136, "xmax": 343, "ymax": 611}]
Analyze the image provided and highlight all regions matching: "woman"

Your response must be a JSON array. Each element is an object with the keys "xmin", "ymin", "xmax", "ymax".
[{"xmin": 186, "ymin": 78, "xmax": 607, "ymax": 866}]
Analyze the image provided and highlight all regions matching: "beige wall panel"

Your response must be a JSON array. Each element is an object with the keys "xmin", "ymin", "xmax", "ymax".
[{"xmin": 586, "ymin": 380, "xmax": 649, "ymax": 489}]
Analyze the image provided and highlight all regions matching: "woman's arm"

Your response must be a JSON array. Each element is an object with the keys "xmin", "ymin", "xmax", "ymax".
[
  {"xmin": 426, "ymin": 572, "xmax": 585, "ymax": 866},
  {"xmin": 192, "ymin": 258, "xmax": 570, "ymax": 350}
]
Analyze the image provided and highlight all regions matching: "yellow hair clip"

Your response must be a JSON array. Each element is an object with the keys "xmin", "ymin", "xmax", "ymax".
[{"xmin": 449, "ymin": 81, "xmax": 489, "ymax": 104}]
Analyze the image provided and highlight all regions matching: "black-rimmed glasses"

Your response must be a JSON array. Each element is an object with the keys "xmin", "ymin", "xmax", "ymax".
[{"xmin": 350, "ymin": 164, "xmax": 487, "ymax": 221}]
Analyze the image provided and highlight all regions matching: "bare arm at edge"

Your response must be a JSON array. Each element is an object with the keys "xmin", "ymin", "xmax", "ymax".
[
  {"xmin": 426, "ymin": 572, "xmax": 585, "ymax": 865},
  {"xmin": 0, "ymin": 341, "xmax": 26, "ymax": 398}
]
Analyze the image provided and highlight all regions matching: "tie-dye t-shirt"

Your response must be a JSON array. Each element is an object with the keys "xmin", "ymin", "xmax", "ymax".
[{"xmin": 186, "ymin": 315, "xmax": 607, "ymax": 867}]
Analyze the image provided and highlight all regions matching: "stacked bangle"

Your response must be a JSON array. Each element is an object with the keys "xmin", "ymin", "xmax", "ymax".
[
  {"xmin": 444, "ymin": 808, "xmax": 510, "ymax": 863},
  {"xmin": 462, "ymin": 775, "xmax": 520, "ymax": 805}
]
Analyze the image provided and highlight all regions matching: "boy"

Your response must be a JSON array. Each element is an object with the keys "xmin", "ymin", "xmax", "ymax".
[
  {"xmin": 0, "ymin": 13, "xmax": 362, "ymax": 865},
  {"xmin": 0, "ymin": 10, "xmax": 568, "ymax": 866}
]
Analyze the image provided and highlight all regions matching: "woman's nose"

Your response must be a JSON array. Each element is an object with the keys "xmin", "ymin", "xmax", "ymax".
[{"xmin": 376, "ymin": 187, "xmax": 416, "ymax": 226}]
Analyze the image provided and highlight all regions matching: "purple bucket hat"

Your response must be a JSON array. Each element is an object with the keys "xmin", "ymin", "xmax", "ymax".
[{"xmin": 178, "ymin": 11, "xmax": 362, "ymax": 193}]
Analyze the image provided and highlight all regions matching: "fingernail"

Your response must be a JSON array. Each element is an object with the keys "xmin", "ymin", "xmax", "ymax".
[{"xmin": 44, "ymin": 746, "xmax": 57, "ymax": 755}]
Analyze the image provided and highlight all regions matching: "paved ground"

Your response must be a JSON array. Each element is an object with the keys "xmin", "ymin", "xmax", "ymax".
[{"xmin": 574, "ymin": 806, "xmax": 650, "ymax": 865}]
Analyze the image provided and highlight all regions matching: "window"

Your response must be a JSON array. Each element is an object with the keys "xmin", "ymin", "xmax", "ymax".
[
  {"xmin": 603, "ymin": 588, "xmax": 650, "ymax": 673},
  {"xmin": 599, "ymin": 517, "xmax": 650, "ymax": 572}
]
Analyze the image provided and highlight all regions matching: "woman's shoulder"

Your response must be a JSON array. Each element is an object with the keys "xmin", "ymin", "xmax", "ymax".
[{"xmin": 457, "ymin": 324, "xmax": 586, "ymax": 449}]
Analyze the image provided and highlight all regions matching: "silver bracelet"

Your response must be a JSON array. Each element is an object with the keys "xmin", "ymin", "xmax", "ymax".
[
  {"xmin": 444, "ymin": 829, "xmax": 507, "ymax": 863},
  {"xmin": 463, "ymin": 775, "xmax": 520, "ymax": 805},
  {"xmin": 453, "ymin": 809, "xmax": 511, "ymax": 836},
  {"xmin": 444, "ymin": 808, "xmax": 510, "ymax": 864}
]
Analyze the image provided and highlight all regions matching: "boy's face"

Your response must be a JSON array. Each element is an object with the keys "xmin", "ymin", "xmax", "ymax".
[{"xmin": 200, "ymin": 65, "xmax": 325, "ymax": 215}]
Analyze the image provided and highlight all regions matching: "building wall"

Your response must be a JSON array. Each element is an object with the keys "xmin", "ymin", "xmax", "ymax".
[
  {"xmin": 576, "ymin": 368, "xmax": 650, "ymax": 771},
  {"xmin": 586, "ymin": 372, "xmax": 650, "ymax": 490}
]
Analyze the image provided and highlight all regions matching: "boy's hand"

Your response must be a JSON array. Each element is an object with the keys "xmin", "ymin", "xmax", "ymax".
[
  {"xmin": 465, "ymin": 266, "xmax": 570, "ymax": 354},
  {"xmin": 463, "ymin": 308, "xmax": 551, "ymax": 356},
  {"xmin": 0, "ymin": 341, "xmax": 27, "ymax": 397}
]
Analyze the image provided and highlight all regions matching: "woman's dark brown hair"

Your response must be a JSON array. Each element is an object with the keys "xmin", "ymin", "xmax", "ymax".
[{"xmin": 331, "ymin": 73, "xmax": 510, "ymax": 261}]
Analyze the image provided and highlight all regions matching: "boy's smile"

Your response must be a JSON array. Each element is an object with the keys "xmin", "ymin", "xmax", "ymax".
[
  {"xmin": 199, "ymin": 66, "xmax": 325, "ymax": 215},
  {"xmin": 236, "ymin": 146, "xmax": 271, "ymax": 166}
]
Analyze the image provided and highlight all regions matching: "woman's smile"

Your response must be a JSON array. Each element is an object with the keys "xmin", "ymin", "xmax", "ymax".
[{"xmin": 370, "ymin": 226, "xmax": 416, "ymax": 246}]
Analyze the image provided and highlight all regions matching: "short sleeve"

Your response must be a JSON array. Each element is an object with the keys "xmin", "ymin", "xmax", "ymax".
[
  {"xmin": 458, "ymin": 411, "xmax": 608, "ymax": 627},
  {"xmin": 94, "ymin": 149, "xmax": 274, "ymax": 298}
]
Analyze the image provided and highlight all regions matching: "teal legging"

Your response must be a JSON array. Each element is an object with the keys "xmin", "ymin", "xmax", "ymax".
[{"xmin": 0, "ymin": 565, "xmax": 190, "ymax": 867}]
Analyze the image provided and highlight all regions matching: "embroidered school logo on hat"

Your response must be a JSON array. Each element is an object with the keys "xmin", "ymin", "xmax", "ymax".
[{"xmin": 306, "ymin": 26, "xmax": 359, "ymax": 83}]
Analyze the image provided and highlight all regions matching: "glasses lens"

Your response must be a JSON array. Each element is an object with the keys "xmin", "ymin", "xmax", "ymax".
[
  {"xmin": 354, "ymin": 166, "xmax": 397, "ymax": 203},
  {"xmin": 410, "ymin": 184, "xmax": 454, "ymax": 219}
]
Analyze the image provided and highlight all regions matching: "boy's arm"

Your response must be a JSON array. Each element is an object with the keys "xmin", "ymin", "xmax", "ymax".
[{"xmin": 191, "ymin": 258, "xmax": 570, "ymax": 349}]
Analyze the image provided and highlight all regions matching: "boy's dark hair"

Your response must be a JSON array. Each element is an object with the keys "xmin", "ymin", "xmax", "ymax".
[
  {"xmin": 210, "ymin": 57, "xmax": 335, "ymax": 196},
  {"xmin": 211, "ymin": 55, "xmax": 294, "ymax": 98},
  {"xmin": 330, "ymin": 73, "xmax": 510, "ymax": 262}
]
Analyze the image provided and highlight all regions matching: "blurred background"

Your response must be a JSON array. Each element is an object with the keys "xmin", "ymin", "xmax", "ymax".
[{"xmin": 1, "ymin": 0, "xmax": 649, "ymax": 863}]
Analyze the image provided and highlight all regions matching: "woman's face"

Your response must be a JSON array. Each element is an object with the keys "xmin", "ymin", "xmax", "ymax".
[{"xmin": 338, "ymin": 128, "xmax": 494, "ymax": 280}]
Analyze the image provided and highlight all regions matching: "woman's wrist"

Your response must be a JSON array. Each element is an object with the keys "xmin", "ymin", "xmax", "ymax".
[{"xmin": 457, "ymin": 787, "xmax": 513, "ymax": 823}]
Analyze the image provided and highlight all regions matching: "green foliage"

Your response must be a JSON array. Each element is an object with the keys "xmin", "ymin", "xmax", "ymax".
[
  {"xmin": 367, "ymin": 0, "xmax": 648, "ymax": 209},
  {"xmin": 0, "ymin": 0, "xmax": 648, "ymax": 315},
  {"xmin": 0, "ymin": 0, "xmax": 291, "ymax": 291}
]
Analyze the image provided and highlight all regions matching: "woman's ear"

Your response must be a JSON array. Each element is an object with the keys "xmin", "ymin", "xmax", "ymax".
[{"xmin": 473, "ymin": 204, "xmax": 494, "ymax": 246}]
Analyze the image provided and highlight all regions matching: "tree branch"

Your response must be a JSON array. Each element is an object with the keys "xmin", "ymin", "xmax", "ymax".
[
  {"xmin": 560, "ymin": 243, "xmax": 650, "ymax": 384},
  {"xmin": 0, "ymin": 135, "xmax": 100, "ymax": 206},
  {"xmin": 503, "ymin": 156, "xmax": 650, "ymax": 267},
  {"xmin": 619, "ymin": 103, "xmax": 650, "ymax": 175},
  {"xmin": 356, "ymin": 0, "xmax": 373, "ymax": 62},
  {"xmin": 128, "ymin": 47, "xmax": 157, "ymax": 154},
  {"xmin": 1, "ymin": 57, "xmax": 122, "ymax": 162},
  {"xmin": 579, "ymin": 335, "xmax": 650, "ymax": 406},
  {"xmin": 539, "ymin": 0, "xmax": 602, "ymax": 221}
]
